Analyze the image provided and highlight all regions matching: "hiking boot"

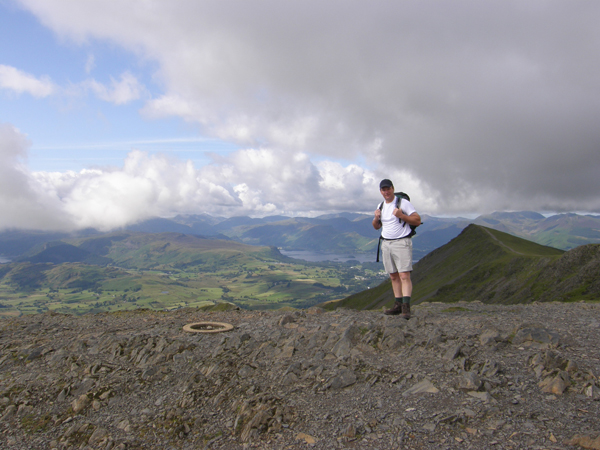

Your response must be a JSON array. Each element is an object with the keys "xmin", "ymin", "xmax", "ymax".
[
  {"xmin": 400, "ymin": 303, "xmax": 411, "ymax": 320},
  {"xmin": 384, "ymin": 302, "xmax": 403, "ymax": 315}
]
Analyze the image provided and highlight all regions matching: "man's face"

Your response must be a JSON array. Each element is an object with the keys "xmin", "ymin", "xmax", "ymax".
[{"xmin": 380, "ymin": 186, "xmax": 395, "ymax": 202}]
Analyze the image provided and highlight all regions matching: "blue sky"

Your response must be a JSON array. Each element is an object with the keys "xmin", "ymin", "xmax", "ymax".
[
  {"xmin": 0, "ymin": 3, "xmax": 240, "ymax": 172},
  {"xmin": 1, "ymin": 0, "xmax": 600, "ymax": 232}
]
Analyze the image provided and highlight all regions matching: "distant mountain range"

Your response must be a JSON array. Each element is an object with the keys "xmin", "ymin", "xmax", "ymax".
[
  {"xmin": 1, "ymin": 211, "xmax": 600, "ymax": 262},
  {"xmin": 121, "ymin": 210, "xmax": 600, "ymax": 260},
  {"xmin": 473, "ymin": 211, "xmax": 600, "ymax": 249},
  {"xmin": 327, "ymin": 224, "xmax": 600, "ymax": 310}
]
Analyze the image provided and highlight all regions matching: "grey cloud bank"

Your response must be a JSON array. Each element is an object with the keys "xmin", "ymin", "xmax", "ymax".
[{"xmin": 2, "ymin": 0, "xmax": 600, "ymax": 231}]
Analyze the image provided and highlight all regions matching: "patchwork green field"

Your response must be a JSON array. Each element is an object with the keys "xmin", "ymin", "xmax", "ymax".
[{"xmin": 0, "ymin": 254, "xmax": 386, "ymax": 317}]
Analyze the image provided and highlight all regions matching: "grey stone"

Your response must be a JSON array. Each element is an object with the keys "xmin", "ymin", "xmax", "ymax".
[
  {"xmin": 466, "ymin": 391, "xmax": 494, "ymax": 402},
  {"xmin": 88, "ymin": 427, "xmax": 109, "ymax": 445},
  {"xmin": 331, "ymin": 325, "xmax": 359, "ymax": 358},
  {"xmin": 1, "ymin": 404, "xmax": 16, "ymax": 421},
  {"xmin": 281, "ymin": 372, "xmax": 299, "ymax": 386},
  {"xmin": 238, "ymin": 365, "xmax": 255, "ymax": 378},
  {"xmin": 443, "ymin": 344, "xmax": 463, "ymax": 360},
  {"xmin": 513, "ymin": 327, "xmax": 559, "ymax": 347},
  {"xmin": 329, "ymin": 369, "xmax": 357, "ymax": 389},
  {"xmin": 458, "ymin": 371, "xmax": 482, "ymax": 391},
  {"xmin": 278, "ymin": 314, "xmax": 296, "ymax": 326},
  {"xmin": 479, "ymin": 329, "xmax": 500, "ymax": 345},
  {"xmin": 539, "ymin": 371, "xmax": 569, "ymax": 395},
  {"xmin": 72, "ymin": 394, "xmax": 91, "ymax": 413},
  {"xmin": 403, "ymin": 379, "xmax": 439, "ymax": 396}
]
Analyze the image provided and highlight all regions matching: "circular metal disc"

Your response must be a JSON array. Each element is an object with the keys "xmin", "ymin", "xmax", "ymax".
[{"xmin": 182, "ymin": 321, "xmax": 234, "ymax": 333}]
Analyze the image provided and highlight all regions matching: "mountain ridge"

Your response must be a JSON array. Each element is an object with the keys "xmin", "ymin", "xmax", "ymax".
[
  {"xmin": 2, "ymin": 211, "xmax": 600, "ymax": 262},
  {"xmin": 326, "ymin": 224, "xmax": 600, "ymax": 311}
]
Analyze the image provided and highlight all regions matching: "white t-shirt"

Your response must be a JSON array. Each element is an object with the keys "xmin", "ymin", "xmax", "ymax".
[{"xmin": 380, "ymin": 198, "xmax": 417, "ymax": 239}]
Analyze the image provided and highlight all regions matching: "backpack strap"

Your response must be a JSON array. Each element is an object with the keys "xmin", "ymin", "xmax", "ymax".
[{"xmin": 376, "ymin": 201, "xmax": 384, "ymax": 262}]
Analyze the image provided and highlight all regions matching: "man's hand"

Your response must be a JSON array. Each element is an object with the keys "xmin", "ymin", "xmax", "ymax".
[
  {"xmin": 373, "ymin": 209, "xmax": 382, "ymax": 230},
  {"xmin": 395, "ymin": 209, "xmax": 421, "ymax": 226}
]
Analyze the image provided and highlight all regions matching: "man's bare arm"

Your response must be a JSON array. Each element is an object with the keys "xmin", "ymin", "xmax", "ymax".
[{"xmin": 394, "ymin": 210, "xmax": 421, "ymax": 227}]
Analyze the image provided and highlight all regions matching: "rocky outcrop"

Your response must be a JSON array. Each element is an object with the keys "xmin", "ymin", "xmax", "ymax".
[{"xmin": 1, "ymin": 302, "xmax": 599, "ymax": 449}]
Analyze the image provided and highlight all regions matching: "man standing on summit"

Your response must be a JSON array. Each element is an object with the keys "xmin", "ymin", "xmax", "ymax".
[{"xmin": 373, "ymin": 179, "xmax": 421, "ymax": 319}]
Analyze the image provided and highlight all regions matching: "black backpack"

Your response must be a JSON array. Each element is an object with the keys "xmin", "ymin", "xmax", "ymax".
[{"xmin": 376, "ymin": 192, "xmax": 419, "ymax": 262}]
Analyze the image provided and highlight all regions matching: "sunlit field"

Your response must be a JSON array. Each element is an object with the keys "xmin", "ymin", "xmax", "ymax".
[{"xmin": 0, "ymin": 257, "xmax": 386, "ymax": 316}]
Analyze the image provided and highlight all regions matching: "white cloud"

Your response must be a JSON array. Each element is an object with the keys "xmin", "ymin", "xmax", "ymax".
[
  {"xmin": 6, "ymin": 122, "xmax": 597, "ymax": 233},
  {"xmin": 1, "ymin": 125, "xmax": 390, "ymax": 231},
  {"xmin": 0, "ymin": 124, "xmax": 73, "ymax": 230},
  {"xmin": 0, "ymin": 62, "xmax": 144, "ymax": 107},
  {"xmin": 11, "ymin": 0, "xmax": 600, "ymax": 214},
  {"xmin": 233, "ymin": 183, "xmax": 277, "ymax": 215},
  {"xmin": 84, "ymin": 71, "xmax": 144, "ymax": 105},
  {"xmin": 0, "ymin": 65, "xmax": 56, "ymax": 98},
  {"xmin": 141, "ymin": 94, "xmax": 202, "ymax": 122}
]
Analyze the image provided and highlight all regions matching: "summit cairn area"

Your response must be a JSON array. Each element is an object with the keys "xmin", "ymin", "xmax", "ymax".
[{"xmin": 1, "ymin": 302, "xmax": 600, "ymax": 449}]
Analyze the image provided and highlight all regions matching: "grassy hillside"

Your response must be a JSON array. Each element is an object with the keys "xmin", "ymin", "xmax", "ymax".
[
  {"xmin": 410, "ymin": 225, "xmax": 564, "ymax": 304},
  {"xmin": 0, "ymin": 232, "xmax": 385, "ymax": 316},
  {"xmin": 324, "ymin": 224, "xmax": 600, "ymax": 310},
  {"xmin": 75, "ymin": 232, "xmax": 279, "ymax": 269}
]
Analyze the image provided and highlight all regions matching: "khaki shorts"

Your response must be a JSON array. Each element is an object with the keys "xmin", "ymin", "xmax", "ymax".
[{"xmin": 382, "ymin": 238, "xmax": 413, "ymax": 274}]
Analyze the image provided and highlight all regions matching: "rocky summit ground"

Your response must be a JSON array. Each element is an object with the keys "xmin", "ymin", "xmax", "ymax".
[{"xmin": 1, "ymin": 302, "xmax": 600, "ymax": 450}]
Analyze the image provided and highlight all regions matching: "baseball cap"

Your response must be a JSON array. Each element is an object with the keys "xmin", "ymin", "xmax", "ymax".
[{"xmin": 379, "ymin": 179, "xmax": 393, "ymax": 189}]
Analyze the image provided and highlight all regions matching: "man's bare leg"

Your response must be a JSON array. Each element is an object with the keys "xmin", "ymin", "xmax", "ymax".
[
  {"xmin": 399, "ymin": 272, "xmax": 412, "ymax": 297},
  {"xmin": 390, "ymin": 272, "xmax": 402, "ymax": 297},
  {"xmin": 385, "ymin": 272, "xmax": 404, "ymax": 315},
  {"xmin": 399, "ymin": 271, "xmax": 412, "ymax": 319}
]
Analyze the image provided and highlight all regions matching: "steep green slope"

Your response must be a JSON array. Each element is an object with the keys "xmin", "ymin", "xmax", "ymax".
[
  {"xmin": 531, "ymin": 242, "xmax": 600, "ymax": 302},
  {"xmin": 325, "ymin": 224, "xmax": 582, "ymax": 310},
  {"xmin": 21, "ymin": 242, "xmax": 112, "ymax": 266},
  {"xmin": 66, "ymin": 232, "xmax": 282, "ymax": 269},
  {"xmin": 411, "ymin": 225, "xmax": 564, "ymax": 304}
]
